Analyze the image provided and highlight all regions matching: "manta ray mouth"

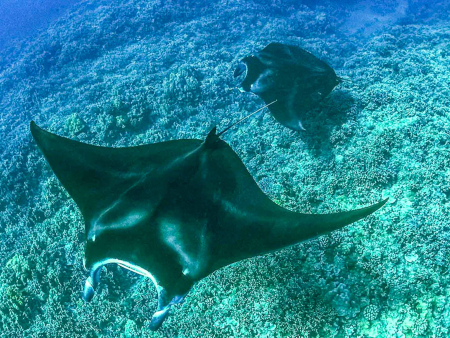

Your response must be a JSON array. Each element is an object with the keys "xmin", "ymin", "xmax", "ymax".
[{"xmin": 93, "ymin": 258, "xmax": 161, "ymax": 291}]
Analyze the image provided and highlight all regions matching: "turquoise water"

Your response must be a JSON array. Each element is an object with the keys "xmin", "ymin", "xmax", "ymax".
[{"xmin": 1, "ymin": 0, "xmax": 450, "ymax": 337}]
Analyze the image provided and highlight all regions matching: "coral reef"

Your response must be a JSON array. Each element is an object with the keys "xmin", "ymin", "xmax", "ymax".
[{"xmin": 0, "ymin": 0, "xmax": 449, "ymax": 337}]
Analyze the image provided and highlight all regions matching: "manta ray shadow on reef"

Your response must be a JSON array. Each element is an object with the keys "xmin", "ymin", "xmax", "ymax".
[
  {"xmin": 299, "ymin": 88, "xmax": 356, "ymax": 154},
  {"xmin": 30, "ymin": 121, "xmax": 387, "ymax": 331}
]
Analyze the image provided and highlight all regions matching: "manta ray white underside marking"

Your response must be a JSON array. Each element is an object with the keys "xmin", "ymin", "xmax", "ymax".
[{"xmin": 93, "ymin": 259, "xmax": 162, "ymax": 293}]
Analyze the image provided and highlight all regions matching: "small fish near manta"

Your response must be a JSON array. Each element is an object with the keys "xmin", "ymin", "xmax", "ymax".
[
  {"xmin": 234, "ymin": 42, "xmax": 340, "ymax": 131},
  {"xmin": 30, "ymin": 121, "xmax": 386, "ymax": 331}
]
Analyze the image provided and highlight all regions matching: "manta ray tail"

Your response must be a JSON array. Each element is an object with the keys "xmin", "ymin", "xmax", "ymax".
[{"xmin": 217, "ymin": 100, "xmax": 277, "ymax": 137}]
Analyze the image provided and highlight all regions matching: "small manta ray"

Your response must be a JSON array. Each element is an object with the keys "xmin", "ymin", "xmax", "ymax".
[
  {"xmin": 30, "ymin": 120, "xmax": 386, "ymax": 331},
  {"xmin": 234, "ymin": 42, "xmax": 341, "ymax": 131}
]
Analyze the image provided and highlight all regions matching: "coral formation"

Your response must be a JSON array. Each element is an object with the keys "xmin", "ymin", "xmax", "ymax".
[{"xmin": 0, "ymin": 0, "xmax": 450, "ymax": 337}]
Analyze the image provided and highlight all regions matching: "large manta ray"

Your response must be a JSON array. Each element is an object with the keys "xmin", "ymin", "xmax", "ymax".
[
  {"xmin": 234, "ymin": 42, "xmax": 340, "ymax": 131},
  {"xmin": 30, "ymin": 121, "xmax": 386, "ymax": 330}
]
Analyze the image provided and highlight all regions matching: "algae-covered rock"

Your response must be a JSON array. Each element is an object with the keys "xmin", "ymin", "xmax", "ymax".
[{"xmin": 64, "ymin": 113, "xmax": 88, "ymax": 137}]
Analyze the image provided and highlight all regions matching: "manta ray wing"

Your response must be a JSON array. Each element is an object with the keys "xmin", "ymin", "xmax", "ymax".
[{"xmin": 30, "ymin": 121, "xmax": 201, "ymax": 228}]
